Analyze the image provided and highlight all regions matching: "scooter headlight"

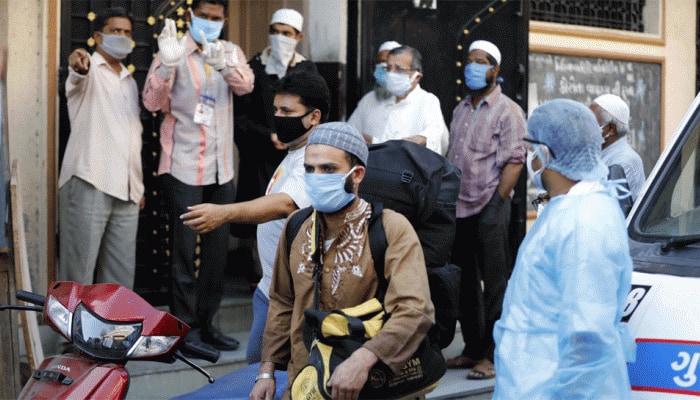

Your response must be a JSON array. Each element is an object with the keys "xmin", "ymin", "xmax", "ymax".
[
  {"xmin": 72, "ymin": 303, "xmax": 143, "ymax": 361},
  {"xmin": 127, "ymin": 335, "xmax": 180, "ymax": 358},
  {"xmin": 46, "ymin": 294, "xmax": 72, "ymax": 339}
]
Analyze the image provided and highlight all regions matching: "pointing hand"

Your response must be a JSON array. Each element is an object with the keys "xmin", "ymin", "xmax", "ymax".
[{"xmin": 68, "ymin": 48, "xmax": 90, "ymax": 74}]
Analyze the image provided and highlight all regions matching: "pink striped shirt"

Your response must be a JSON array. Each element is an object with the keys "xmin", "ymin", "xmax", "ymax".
[
  {"xmin": 143, "ymin": 32, "xmax": 254, "ymax": 186},
  {"xmin": 447, "ymin": 86, "xmax": 527, "ymax": 218}
]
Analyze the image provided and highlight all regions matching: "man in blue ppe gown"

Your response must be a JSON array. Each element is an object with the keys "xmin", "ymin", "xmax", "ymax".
[{"xmin": 493, "ymin": 98, "xmax": 635, "ymax": 399}]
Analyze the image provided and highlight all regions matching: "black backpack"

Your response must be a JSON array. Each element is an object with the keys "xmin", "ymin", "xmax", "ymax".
[{"xmin": 285, "ymin": 140, "xmax": 462, "ymax": 348}]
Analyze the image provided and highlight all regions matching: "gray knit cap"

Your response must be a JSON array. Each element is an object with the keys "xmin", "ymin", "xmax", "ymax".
[{"xmin": 307, "ymin": 122, "xmax": 368, "ymax": 166}]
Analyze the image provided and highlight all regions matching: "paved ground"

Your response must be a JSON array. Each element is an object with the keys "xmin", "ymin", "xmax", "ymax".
[{"xmin": 427, "ymin": 331, "xmax": 494, "ymax": 399}]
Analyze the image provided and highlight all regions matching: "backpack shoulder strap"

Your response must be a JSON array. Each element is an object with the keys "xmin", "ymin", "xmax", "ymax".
[
  {"xmin": 368, "ymin": 202, "xmax": 388, "ymax": 297},
  {"xmin": 284, "ymin": 203, "xmax": 388, "ymax": 296},
  {"xmin": 285, "ymin": 206, "xmax": 314, "ymax": 256}
]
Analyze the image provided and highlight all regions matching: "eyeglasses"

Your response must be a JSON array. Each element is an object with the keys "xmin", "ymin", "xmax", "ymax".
[
  {"xmin": 382, "ymin": 64, "xmax": 415, "ymax": 74},
  {"xmin": 531, "ymin": 197, "xmax": 549, "ymax": 210},
  {"xmin": 523, "ymin": 138, "xmax": 556, "ymax": 159}
]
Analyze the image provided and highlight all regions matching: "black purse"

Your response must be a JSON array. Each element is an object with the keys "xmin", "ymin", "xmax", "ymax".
[{"xmin": 290, "ymin": 210, "xmax": 446, "ymax": 399}]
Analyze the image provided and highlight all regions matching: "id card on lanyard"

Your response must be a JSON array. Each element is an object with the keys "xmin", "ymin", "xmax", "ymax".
[{"xmin": 194, "ymin": 64, "xmax": 215, "ymax": 126}]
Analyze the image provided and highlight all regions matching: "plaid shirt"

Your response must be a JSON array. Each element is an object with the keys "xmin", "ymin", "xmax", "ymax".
[{"xmin": 447, "ymin": 85, "xmax": 527, "ymax": 218}]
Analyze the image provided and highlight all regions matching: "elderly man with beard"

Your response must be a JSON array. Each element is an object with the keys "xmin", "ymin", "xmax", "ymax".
[
  {"xmin": 347, "ymin": 45, "xmax": 449, "ymax": 155},
  {"xmin": 347, "ymin": 40, "xmax": 401, "ymax": 143},
  {"xmin": 445, "ymin": 40, "xmax": 527, "ymax": 380}
]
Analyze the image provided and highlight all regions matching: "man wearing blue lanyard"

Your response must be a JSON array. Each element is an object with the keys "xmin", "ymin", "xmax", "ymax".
[{"xmin": 143, "ymin": 0, "xmax": 255, "ymax": 358}]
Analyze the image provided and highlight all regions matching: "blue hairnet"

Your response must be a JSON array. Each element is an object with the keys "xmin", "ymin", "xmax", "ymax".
[{"xmin": 527, "ymin": 99, "xmax": 607, "ymax": 181}]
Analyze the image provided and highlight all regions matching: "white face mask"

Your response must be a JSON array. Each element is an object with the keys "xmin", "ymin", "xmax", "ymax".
[
  {"xmin": 265, "ymin": 34, "xmax": 298, "ymax": 77},
  {"xmin": 384, "ymin": 71, "xmax": 418, "ymax": 97},
  {"xmin": 99, "ymin": 33, "xmax": 133, "ymax": 60},
  {"xmin": 527, "ymin": 149, "xmax": 546, "ymax": 192}
]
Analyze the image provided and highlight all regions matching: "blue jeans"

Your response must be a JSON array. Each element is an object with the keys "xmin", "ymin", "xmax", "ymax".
[{"xmin": 246, "ymin": 287, "xmax": 269, "ymax": 364}]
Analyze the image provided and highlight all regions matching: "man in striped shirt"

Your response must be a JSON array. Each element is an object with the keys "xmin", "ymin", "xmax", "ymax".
[{"xmin": 142, "ymin": 0, "xmax": 254, "ymax": 356}]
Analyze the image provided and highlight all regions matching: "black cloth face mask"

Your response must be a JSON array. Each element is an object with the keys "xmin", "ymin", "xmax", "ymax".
[{"xmin": 274, "ymin": 110, "xmax": 313, "ymax": 143}]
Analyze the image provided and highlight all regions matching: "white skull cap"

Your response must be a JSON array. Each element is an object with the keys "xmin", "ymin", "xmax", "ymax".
[
  {"xmin": 270, "ymin": 9, "xmax": 303, "ymax": 32},
  {"xmin": 468, "ymin": 40, "xmax": 501, "ymax": 65},
  {"xmin": 378, "ymin": 41, "xmax": 402, "ymax": 54},
  {"xmin": 593, "ymin": 94, "xmax": 630, "ymax": 125}
]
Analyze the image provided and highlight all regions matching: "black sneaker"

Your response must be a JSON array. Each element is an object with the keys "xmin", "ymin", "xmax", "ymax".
[{"xmin": 201, "ymin": 326, "xmax": 240, "ymax": 351}]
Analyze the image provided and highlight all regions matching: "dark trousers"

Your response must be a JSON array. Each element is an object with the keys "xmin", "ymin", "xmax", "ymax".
[
  {"xmin": 161, "ymin": 174, "xmax": 235, "ymax": 330},
  {"xmin": 451, "ymin": 192, "xmax": 512, "ymax": 362}
]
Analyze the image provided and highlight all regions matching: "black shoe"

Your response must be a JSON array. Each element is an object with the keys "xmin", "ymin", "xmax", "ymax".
[
  {"xmin": 180, "ymin": 330, "xmax": 220, "ymax": 362},
  {"xmin": 202, "ymin": 327, "xmax": 240, "ymax": 351}
]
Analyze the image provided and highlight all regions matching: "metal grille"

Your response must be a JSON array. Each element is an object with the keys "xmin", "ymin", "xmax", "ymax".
[{"xmin": 530, "ymin": 0, "xmax": 645, "ymax": 32}]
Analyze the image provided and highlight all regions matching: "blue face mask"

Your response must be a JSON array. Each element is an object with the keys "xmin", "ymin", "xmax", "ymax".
[
  {"xmin": 373, "ymin": 63, "xmax": 387, "ymax": 87},
  {"xmin": 464, "ymin": 62, "xmax": 493, "ymax": 90},
  {"xmin": 189, "ymin": 11, "xmax": 224, "ymax": 44},
  {"xmin": 304, "ymin": 167, "xmax": 356, "ymax": 213}
]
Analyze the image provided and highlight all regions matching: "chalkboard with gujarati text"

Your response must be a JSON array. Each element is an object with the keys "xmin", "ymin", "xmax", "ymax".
[{"xmin": 528, "ymin": 52, "xmax": 660, "ymax": 178}]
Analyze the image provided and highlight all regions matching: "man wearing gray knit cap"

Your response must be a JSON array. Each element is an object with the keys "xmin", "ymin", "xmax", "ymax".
[{"xmin": 252, "ymin": 122, "xmax": 436, "ymax": 398}]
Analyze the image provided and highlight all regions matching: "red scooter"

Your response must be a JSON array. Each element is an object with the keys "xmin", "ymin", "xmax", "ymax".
[{"xmin": 1, "ymin": 281, "xmax": 218, "ymax": 399}]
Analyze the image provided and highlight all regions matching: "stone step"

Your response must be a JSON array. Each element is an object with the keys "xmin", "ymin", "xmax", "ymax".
[
  {"xmin": 211, "ymin": 293, "xmax": 254, "ymax": 334},
  {"xmin": 125, "ymin": 331, "xmax": 251, "ymax": 399},
  {"xmin": 125, "ymin": 322, "xmax": 495, "ymax": 400}
]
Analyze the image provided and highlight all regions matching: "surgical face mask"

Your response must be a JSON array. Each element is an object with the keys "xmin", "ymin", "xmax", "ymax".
[
  {"xmin": 373, "ymin": 63, "xmax": 387, "ymax": 87},
  {"xmin": 527, "ymin": 149, "xmax": 546, "ymax": 192},
  {"xmin": 274, "ymin": 110, "xmax": 313, "ymax": 143},
  {"xmin": 190, "ymin": 11, "xmax": 224, "ymax": 44},
  {"xmin": 464, "ymin": 62, "xmax": 493, "ymax": 90},
  {"xmin": 305, "ymin": 167, "xmax": 357, "ymax": 213},
  {"xmin": 98, "ymin": 33, "xmax": 133, "ymax": 60},
  {"xmin": 384, "ymin": 71, "xmax": 417, "ymax": 97}
]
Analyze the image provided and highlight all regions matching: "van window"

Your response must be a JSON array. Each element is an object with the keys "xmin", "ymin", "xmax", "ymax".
[{"xmin": 632, "ymin": 109, "xmax": 700, "ymax": 240}]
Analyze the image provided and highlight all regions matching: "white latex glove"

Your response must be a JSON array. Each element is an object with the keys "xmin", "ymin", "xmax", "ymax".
[
  {"xmin": 158, "ymin": 19, "xmax": 184, "ymax": 67},
  {"xmin": 199, "ymin": 31, "xmax": 227, "ymax": 71}
]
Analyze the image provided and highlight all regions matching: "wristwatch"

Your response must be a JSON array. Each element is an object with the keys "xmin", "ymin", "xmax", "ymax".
[{"xmin": 255, "ymin": 373, "xmax": 275, "ymax": 383}]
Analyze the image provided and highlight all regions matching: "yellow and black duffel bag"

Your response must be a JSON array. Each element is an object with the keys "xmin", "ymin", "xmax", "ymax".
[{"xmin": 291, "ymin": 298, "xmax": 446, "ymax": 400}]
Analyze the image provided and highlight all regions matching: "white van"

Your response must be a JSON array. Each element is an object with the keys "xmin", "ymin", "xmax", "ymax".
[{"xmin": 625, "ymin": 92, "xmax": 700, "ymax": 398}]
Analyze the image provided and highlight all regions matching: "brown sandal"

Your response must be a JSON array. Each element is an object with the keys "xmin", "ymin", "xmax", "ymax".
[
  {"xmin": 446, "ymin": 355, "xmax": 477, "ymax": 369},
  {"xmin": 467, "ymin": 358, "xmax": 495, "ymax": 380}
]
